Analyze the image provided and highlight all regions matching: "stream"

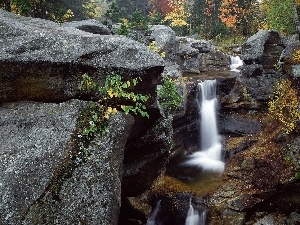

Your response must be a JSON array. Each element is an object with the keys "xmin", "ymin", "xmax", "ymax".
[{"xmin": 144, "ymin": 57, "xmax": 244, "ymax": 225}]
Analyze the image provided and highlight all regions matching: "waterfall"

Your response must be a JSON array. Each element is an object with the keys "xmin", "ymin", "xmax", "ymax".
[
  {"xmin": 185, "ymin": 80, "xmax": 224, "ymax": 173},
  {"xmin": 146, "ymin": 200, "xmax": 161, "ymax": 225},
  {"xmin": 230, "ymin": 55, "xmax": 243, "ymax": 72},
  {"xmin": 185, "ymin": 199, "xmax": 207, "ymax": 225}
]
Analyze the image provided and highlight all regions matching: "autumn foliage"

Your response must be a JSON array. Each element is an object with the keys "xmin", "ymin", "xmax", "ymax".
[
  {"xmin": 164, "ymin": 0, "xmax": 190, "ymax": 27},
  {"xmin": 148, "ymin": 0, "xmax": 173, "ymax": 16},
  {"xmin": 218, "ymin": 0, "xmax": 244, "ymax": 30},
  {"xmin": 268, "ymin": 79, "xmax": 300, "ymax": 134}
]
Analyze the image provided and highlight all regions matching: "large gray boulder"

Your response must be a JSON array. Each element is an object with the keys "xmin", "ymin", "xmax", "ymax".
[
  {"xmin": 0, "ymin": 100, "xmax": 84, "ymax": 225},
  {"xmin": 240, "ymin": 30, "xmax": 285, "ymax": 103},
  {"xmin": 0, "ymin": 100, "xmax": 133, "ymax": 225},
  {"xmin": 0, "ymin": 9, "xmax": 164, "ymax": 103},
  {"xmin": 0, "ymin": 9, "xmax": 172, "ymax": 225}
]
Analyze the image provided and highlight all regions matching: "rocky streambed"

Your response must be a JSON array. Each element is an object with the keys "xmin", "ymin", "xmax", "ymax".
[{"xmin": 0, "ymin": 9, "xmax": 299, "ymax": 225}]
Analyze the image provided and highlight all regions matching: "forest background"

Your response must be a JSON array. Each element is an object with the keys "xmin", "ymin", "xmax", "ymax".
[{"xmin": 1, "ymin": 0, "xmax": 300, "ymax": 45}]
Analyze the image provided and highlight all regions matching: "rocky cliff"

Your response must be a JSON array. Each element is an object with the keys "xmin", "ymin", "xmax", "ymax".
[{"xmin": 0, "ymin": 9, "xmax": 172, "ymax": 225}]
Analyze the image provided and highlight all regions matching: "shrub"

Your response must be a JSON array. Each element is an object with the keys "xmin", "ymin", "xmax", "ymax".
[
  {"xmin": 157, "ymin": 77, "xmax": 183, "ymax": 113},
  {"xmin": 79, "ymin": 73, "xmax": 149, "ymax": 136},
  {"xmin": 268, "ymin": 79, "xmax": 300, "ymax": 134},
  {"xmin": 292, "ymin": 49, "xmax": 300, "ymax": 64}
]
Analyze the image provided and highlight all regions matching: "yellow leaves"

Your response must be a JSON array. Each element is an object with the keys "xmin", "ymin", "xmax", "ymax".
[
  {"xmin": 292, "ymin": 49, "xmax": 300, "ymax": 64},
  {"xmin": 268, "ymin": 79, "xmax": 300, "ymax": 134},
  {"xmin": 62, "ymin": 9, "xmax": 74, "ymax": 22},
  {"xmin": 83, "ymin": 0, "xmax": 102, "ymax": 18},
  {"xmin": 103, "ymin": 107, "xmax": 118, "ymax": 119},
  {"xmin": 120, "ymin": 18, "xmax": 129, "ymax": 25},
  {"xmin": 107, "ymin": 88, "xmax": 118, "ymax": 98},
  {"xmin": 147, "ymin": 41, "xmax": 166, "ymax": 58},
  {"xmin": 163, "ymin": 0, "xmax": 190, "ymax": 27}
]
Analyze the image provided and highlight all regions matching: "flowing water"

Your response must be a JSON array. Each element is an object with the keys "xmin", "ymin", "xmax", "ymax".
[
  {"xmin": 230, "ymin": 55, "xmax": 243, "ymax": 72},
  {"xmin": 146, "ymin": 200, "xmax": 161, "ymax": 225},
  {"xmin": 185, "ymin": 199, "xmax": 208, "ymax": 225},
  {"xmin": 185, "ymin": 80, "xmax": 224, "ymax": 173}
]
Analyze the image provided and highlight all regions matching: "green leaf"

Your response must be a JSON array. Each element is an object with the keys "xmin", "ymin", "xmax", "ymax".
[{"xmin": 296, "ymin": 172, "xmax": 300, "ymax": 179}]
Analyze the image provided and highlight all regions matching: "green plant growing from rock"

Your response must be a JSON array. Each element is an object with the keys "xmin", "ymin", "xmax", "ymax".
[
  {"xmin": 157, "ymin": 76, "xmax": 183, "ymax": 113},
  {"xmin": 75, "ymin": 72, "xmax": 150, "ymax": 161},
  {"xmin": 268, "ymin": 79, "xmax": 300, "ymax": 134},
  {"xmin": 80, "ymin": 73, "xmax": 149, "ymax": 123}
]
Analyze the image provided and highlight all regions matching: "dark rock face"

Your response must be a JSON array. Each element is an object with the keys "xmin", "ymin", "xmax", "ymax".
[
  {"xmin": 63, "ymin": 19, "xmax": 113, "ymax": 34},
  {"xmin": 219, "ymin": 113, "xmax": 262, "ymax": 136},
  {"xmin": 0, "ymin": 9, "xmax": 164, "ymax": 103},
  {"xmin": 279, "ymin": 40, "xmax": 300, "ymax": 92},
  {"xmin": 122, "ymin": 116, "xmax": 173, "ymax": 196},
  {"xmin": 240, "ymin": 30, "xmax": 285, "ymax": 103},
  {"xmin": 199, "ymin": 49, "xmax": 230, "ymax": 72}
]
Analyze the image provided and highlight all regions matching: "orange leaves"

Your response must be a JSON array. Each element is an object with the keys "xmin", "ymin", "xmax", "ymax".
[
  {"xmin": 205, "ymin": 0, "xmax": 215, "ymax": 17},
  {"xmin": 219, "ymin": 0, "xmax": 244, "ymax": 29},
  {"xmin": 163, "ymin": 0, "xmax": 190, "ymax": 27},
  {"xmin": 149, "ymin": 0, "xmax": 173, "ymax": 16}
]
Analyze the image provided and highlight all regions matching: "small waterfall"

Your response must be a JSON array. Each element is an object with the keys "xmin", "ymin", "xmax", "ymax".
[
  {"xmin": 146, "ymin": 200, "xmax": 161, "ymax": 225},
  {"xmin": 230, "ymin": 55, "xmax": 243, "ymax": 72},
  {"xmin": 185, "ymin": 80, "xmax": 224, "ymax": 173},
  {"xmin": 185, "ymin": 199, "xmax": 208, "ymax": 225}
]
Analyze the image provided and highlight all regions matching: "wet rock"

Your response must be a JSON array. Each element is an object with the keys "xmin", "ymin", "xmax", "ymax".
[
  {"xmin": 122, "ymin": 115, "xmax": 173, "ymax": 196},
  {"xmin": 242, "ymin": 30, "xmax": 283, "ymax": 65},
  {"xmin": 225, "ymin": 140, "xmax": 258, "ymax": 159},
  {"xmin": 147, "ymin": 193, "xmax": 194, "ymax": 225},
  {"xmin": 0, "ymin": 9, "xmax": 164, "ymax": 103},
  {"xmin": 172, "ymin": 81, "xmax": 198, "ymax": 153},
  {"xmin": 219, "ymin": 113, "xmax": 262, "ymax": 136},
  {"xmin": 240, "ymin": 30, "xmax": 285, "ymax": 103},
  {"xmin": 199, "ymin": 49, "xmax": 230, "ymax": 72},
  {"xmin": 220, "ymin": 80, "xmax": 259, "ymax": 110},
  {"xmin": 216, "ymin": 77, "xmax": 236, "ymax": 96}
]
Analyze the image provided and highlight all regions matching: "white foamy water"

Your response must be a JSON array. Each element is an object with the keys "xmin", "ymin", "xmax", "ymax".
[
  {"xmin": 185, "ymin": 80, "xmax": 224, "ymax": 173},
  {"xmin": 230, "ymin": 55, "xmax": 243, "ymax": 72},
  {"xmin": 185, "ymin": 199, "xmax": 208, "ymax": 225},
  {"xmin": 146, "ymin": 200, "xmax": 161, "ymax": 225}
]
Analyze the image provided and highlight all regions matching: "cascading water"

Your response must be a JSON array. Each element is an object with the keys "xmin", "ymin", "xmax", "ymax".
[
  {"xmin": 230, "ymin": 55, "xmax": 243, "ymax": 72},
  {"xmin": 185, "ymin": 199, "xmax": 208, "ymax": 225},
  {"xmin": 185, "ymin": 79, "xmax": 224, "ymax": 173},
  {"xmin": 146, "ymin": 200, "xmax": 161, "ymax": 225}
]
